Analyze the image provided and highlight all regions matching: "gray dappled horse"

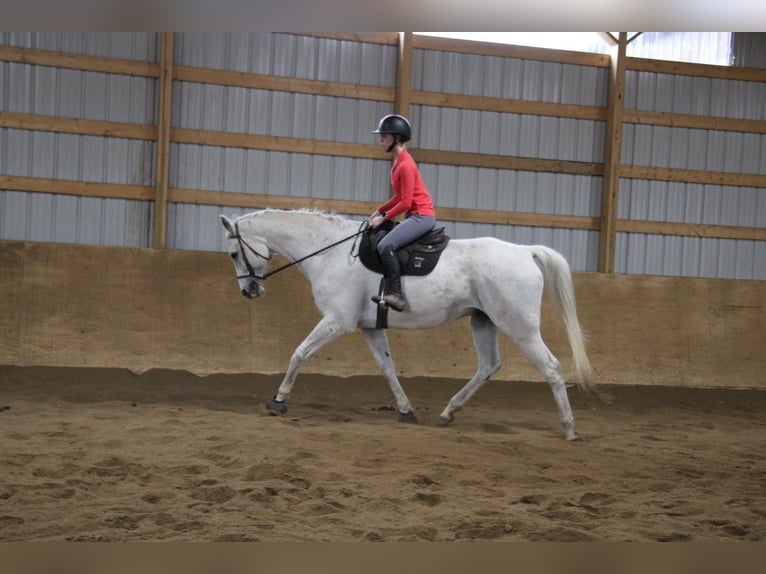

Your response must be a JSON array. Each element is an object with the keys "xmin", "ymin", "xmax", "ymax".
[{"xmin": 221, "ymin": 209, "xmax": 598, "ymax": 440}]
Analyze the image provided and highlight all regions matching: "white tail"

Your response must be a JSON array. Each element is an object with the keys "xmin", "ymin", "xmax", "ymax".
[{"xmin": 531, "ymin": 246, "xmax": 596, "ymax": 395}]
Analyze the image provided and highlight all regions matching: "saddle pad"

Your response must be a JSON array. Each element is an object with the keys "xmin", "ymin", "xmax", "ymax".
[{"xmin": 358, "ymin": 223, "xmax": 449, "ymax": 276}]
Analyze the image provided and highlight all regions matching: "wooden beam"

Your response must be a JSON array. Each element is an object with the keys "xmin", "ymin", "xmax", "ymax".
[
  {"xmin": 396, "ymin": 32, "xmax": 413, "ymax": 117},
  {"xmin": 171, "ymin": 128, "xmax": 386, "ymax": 160},
  {"xmin": 7, "ymin": 115, "xmax": 760, "ymax": 191},
  {"xmin": 171, "ymin": 126, "xmax": 603, "ymax": 175},
  {"xmin": 597, "ymin": 33, "xmax": 618, "ymax": 46},
  {"xmin": 599, "ymin": 32, "xmax": 627, "ymax": 274},
  {"xmin": 0, "ymin": 112, "xmax": 156, "ymax": 140},
  {"xmin": 412, "ymin": 34, "xmax": 610, "ymax": 68},
  {"xmin": 620, "ymin": 165, "xmax": 766, "ymax": 188},
  {"xmin": 0, "ymin": 175, "xmax": 153, "ymax": 200},
  {"xmin": 3, "ymin": 175, "xmax": 761, "ymax": 241},
  {"xmin": 617, "ymin": 219, "xmax": 766, "ymax": 241},
  {"xmin": 411, "ymin": 149, "xmax": 603, "ymax": 176},
  {"xmin": 167, "ymin": 187, "xmax": 601, "ymax": 230},
  {"xmin": 411, "ymin": 91, "xmax": 606, "ymax": 121},
  {"xmin": 0, "ymin": 45, "xmax": 159, "ymax": 77},
  {"xmin": 152, "ymin": 32, "xmax": 174, "ymax": 250},
  {"xmin": 289, "ymin": 32, "xmax": 399, "ymax": 46},
  {"xmin": 173, "ymin": 66, "xmax": 394, "ymax": 102},
  {"xmin": 626, "ymin": 56, "xmax": 766, "ymax": 82},
  {"xmin": 169, "ymin": 188, "xmax": 379, "ymax": 215},
  {"xmin": 623, "ymin": 109, "xmax": 766, "ymax": 135}
]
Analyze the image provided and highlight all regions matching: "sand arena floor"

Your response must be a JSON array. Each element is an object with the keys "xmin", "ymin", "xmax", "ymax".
[{"xmin": 1, "ymin": 366, "xmax": 764, "ymax": 542}]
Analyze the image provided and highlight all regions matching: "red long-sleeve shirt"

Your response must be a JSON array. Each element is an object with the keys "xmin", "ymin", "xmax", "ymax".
[{"xmin": 377, "ymin": 149, "xmax": 435, "ymax": 220}]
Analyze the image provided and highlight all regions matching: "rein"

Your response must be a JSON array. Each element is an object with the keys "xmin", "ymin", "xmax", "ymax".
[{"xmin": 233, "ymin": 220, "xmax": 368, "ymax": 281}]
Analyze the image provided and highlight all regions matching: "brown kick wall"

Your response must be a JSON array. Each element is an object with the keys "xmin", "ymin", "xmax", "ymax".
[{"xmin": 1, "ymin": 240, "xmax": 764, "ymax": 388}]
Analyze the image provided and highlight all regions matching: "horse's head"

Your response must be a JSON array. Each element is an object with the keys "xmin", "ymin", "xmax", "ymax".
[{"xmin": 220, "ymin": 215, "xmax": 271, "ymax": 299}]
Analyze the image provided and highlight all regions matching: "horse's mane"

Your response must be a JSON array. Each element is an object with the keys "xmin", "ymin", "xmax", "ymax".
[{"xmin": 236, "ymin": 208, "xmax": 359, "ymax": 229}]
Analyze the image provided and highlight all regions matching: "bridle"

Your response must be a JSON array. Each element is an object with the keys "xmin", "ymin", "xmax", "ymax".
[
  {"xmin": 230, "ymin": 222, "xmax": 272, "ymax": 281},
  {"xmin": 230, "ymin": 220, "xmax": 369, "ymax": 282}
]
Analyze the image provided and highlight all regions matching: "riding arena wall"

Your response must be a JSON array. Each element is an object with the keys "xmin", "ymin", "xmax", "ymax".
[
  {"xmin": 1, "ymin": 33, "xmax": 764, "ymax": 389},
  {"xmin": 1, "ymin": 239, "xmax": 763, "ymax": 389}
]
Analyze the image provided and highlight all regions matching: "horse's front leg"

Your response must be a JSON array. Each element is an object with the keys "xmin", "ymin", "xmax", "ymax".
[
  {"xmin": 265, "ymin": 315, "xmax": 348, "ymax": 415},
  {"xmin": 361, "ymin": 328, "xmax": 417, "ymax": 424}
]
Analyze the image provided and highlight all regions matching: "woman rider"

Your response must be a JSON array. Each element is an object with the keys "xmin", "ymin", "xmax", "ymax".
[{"xmin": 367, "ymin": 114, "xmax": 436, "ymax": 311}]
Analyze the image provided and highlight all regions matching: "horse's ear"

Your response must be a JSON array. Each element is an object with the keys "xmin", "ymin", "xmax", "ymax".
[{"xmin": 220, "ymin": 215, "xmax": 236, "ymax": 235}]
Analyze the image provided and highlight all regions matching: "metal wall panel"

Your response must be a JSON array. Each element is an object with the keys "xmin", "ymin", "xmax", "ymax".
[
  {"xmin": 415, "ymin": 159, "xmax": 602, "ymax": 272},
  {"xmin": 0, "ymin": 32, "xmax": 157, "ymax": 60},
  {"xmin": 626, "ymin": 71, "xmax": 766, "ymax": 121},
  {"xmin": 408, "ymin": 47, "xmax": 607, "ymax": 271},
  {"xmin": 166, "ymin": 142, "xmax": 394, "ymax": 251},
  {"xmin": 617, "ymin": 178, "xmax": 765, "ymax": 279},
  {"xmin": 0, "ymin": 33, "xmax": 156, "ymax": 247},
  {"xmin": 172, "ymin": 85, "xmax": 391, "ymax": 143},
  {"xmin": 412, "ymin": 48, "xmax": 609, "ymax": 106},
  {"xmin": 170, "ymin": 33, "xmax": 398, "ymax": 252},
  {"xmin": 174, "ymin": 33, "xmax": 396, "ymax": 86},
  {"xmin": 0, "ymin": 63, "xmax": 155, "ymax": 123},
  {"xmin": 621, "ymin": 67, "xmax": 765, "ymax": 279},
  {"xmin": 0, "ymin": 127, "xmax": 153, "ymax": 246},
  {"xmin": 0, "ymin": 190, "xmax": 150, "ymax": 248},
  {"xmin": 2, "ymin": 33, "xmax": 762, "ymax": 279}
]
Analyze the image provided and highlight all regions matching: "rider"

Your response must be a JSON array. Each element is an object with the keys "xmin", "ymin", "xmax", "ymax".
[{"xmin": 367, "ymin": 114, "xmax": 436, "ymax": 311}]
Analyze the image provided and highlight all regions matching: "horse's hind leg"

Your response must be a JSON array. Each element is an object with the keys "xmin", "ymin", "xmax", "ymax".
[
  {"xmin": 438, "ymin": 311, "xmax": 501, "ymax": 426},
  {"xmin": 361, "ymin": 328, "xmax": 417, "ymax": 423},
  {"xmin": 512, "ymin": 333, "xmax": 578, "ymax": 441}
]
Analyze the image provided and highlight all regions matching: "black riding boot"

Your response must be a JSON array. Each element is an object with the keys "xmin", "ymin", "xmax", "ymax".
[{"xmin": 373, "ymin": 245, "xmax": 406, "ymax": 311}]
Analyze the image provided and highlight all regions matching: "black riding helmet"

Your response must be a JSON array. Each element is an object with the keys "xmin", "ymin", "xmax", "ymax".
[{"xmin": 372, "ymin": 114, "xmax": 411, "ymax": 146}]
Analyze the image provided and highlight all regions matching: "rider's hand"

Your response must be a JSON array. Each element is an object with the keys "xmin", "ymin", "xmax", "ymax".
[{"xmin": 369, "ymin": 214, "xmax": 385, "ymax": 229}]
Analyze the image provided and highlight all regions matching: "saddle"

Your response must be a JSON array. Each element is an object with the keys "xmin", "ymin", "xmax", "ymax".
[{"xmin": 358, "ymin": 220, "xmax": 450, "ymax": 276}]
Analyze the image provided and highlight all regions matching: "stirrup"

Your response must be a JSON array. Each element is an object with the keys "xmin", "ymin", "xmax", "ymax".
[{"xmin": 371, "ymin": 294, "xmax": 389, "ymax": 312}]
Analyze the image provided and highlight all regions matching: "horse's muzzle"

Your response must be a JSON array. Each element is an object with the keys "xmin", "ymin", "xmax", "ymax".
[{"xmin": 241, "ymin": 281, "xmax": 264, "ymax": 298}]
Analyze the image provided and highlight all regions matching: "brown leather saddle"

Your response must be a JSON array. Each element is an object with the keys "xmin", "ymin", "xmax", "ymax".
[{"xmin": 358, "ymin": 220, "xmax": 450, "ymax": 276}]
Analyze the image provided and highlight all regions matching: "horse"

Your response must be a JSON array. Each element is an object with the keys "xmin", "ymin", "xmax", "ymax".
[{"xmin": 220, "ymin": 208, "xmax": 599, "ymax": 440}]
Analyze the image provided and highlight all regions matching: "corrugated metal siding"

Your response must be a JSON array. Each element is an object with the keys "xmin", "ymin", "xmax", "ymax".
[
  {"xmin": 0, "ymin": 32, "xmax": 157, "ymax": 60},
  {"xmin": 169, "ymin": 33, "xmax": 607, "ymax": 260},
  {"xmin": 412, "ymin": 49, "xmax": 607, "ymax": 106},
  {"xmin": 621, "ymin": 68, "xmax": 766, "ymax": 279},
  {"xmin": 409, "ymin": 47, "xmax": 607, "ymax": 272},
  {"xmin": 617, "ymin": 179, "xmax": 766, "ymax": 278},
  {"xmin": 175, "ymin": 33, "xmax": 397, "ymax": 85},
  {"xmin": 0, "ymin": 64, "xmax": 156, "ymax": 123},
  {"xmin": 2, "ymin": 33, "xmax": 763, "ymax": 279},
  {"xmin": 168, "ymin": 33, "xmax": 398, "ymax": 251},
  {"xmin": 0, "ymin": 129, "xmax": 153, "ymax": 246},
  {"xmin": 0, "ymin": 32, "xmax": 156, "ymax": 247}
]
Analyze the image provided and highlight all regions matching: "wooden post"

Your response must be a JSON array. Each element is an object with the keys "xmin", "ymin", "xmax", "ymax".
[
  {"xmin": 395, "ymin": 32, "xmax": 413, "ymax": 117},
  {"xmin": 598, "ymin": 32, "xmax": 627, "ymax": 274},
  {"xmin": 152, "ymin": 32, "xmax": 174, "ymax": 249}
]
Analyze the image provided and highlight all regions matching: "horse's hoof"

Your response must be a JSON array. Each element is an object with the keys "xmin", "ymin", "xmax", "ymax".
[
  {"xmin": 565, "ymin": 432, "xmax": 581, "ymax": 441},
  {"xmin": 265, "ymin": 398, "xmax": 288, "ymax": 415},
  {"xmin": 398, "ymin": 411, "xmax": 418, "ymax": 424},
  {"xmin": 437, "ymin": 414, "xmax": 454, "ymax": 426}
]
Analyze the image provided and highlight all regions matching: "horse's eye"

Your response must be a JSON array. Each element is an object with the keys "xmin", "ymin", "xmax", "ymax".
[{"xmin": 230, "ymin": 253, "xmax": 238, "ymax": 260}]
